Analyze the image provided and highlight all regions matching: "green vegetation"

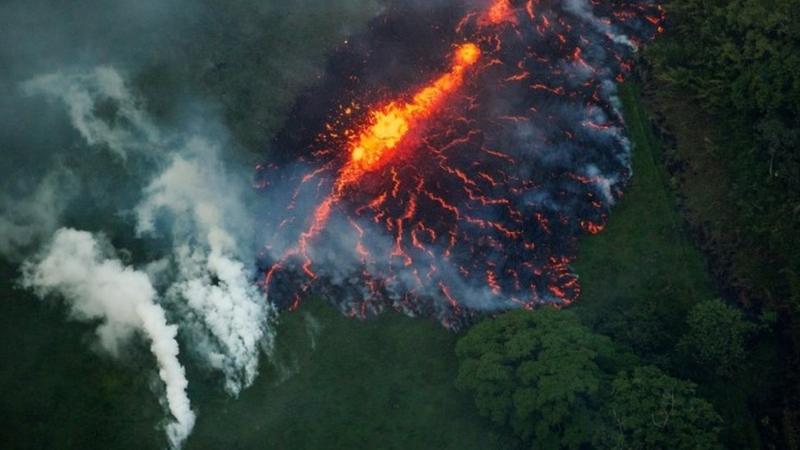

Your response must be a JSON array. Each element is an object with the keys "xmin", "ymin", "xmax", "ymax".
[
  {"xmin": 604, "ymin": 366, "xmax": 722, "ymax": 450},
  {"xmin": 0, "ymin": 264, "xmax": 165, "ymax": 450},
  {"xmin": 644, "ymin": 0, "xmax": 800, "ymax": 321},
  {"xmin": 455, "ymin": 309, "xmax": 616, "ymax": 448},
  {"xmin": 455, "ymin": 309, "xmax": 725, "ymax": 450},
  {"xmin": 0, "ymin": 266, "xmax": 505, "ymax": 450},
  {"xmin": 455, "ymin": 81, "xmax": 773, "ymax": 448},
  {"xmin": 573, "ymin": 82, "xmax": 714, "ymax": 366},
  {"xmin": 186, "ymin": 299, "xmax": 505, "ymax": 450},
  {"xmin": 637, "ymin": 0, "xmax": 799, "ymax": 443},
  {"xmin": 595, "ymin": 83, "xmax": 765, "ymax": 447},
  {"xmin": 678, "ymin": 298, "xmax": 757, "ymax": 377}
]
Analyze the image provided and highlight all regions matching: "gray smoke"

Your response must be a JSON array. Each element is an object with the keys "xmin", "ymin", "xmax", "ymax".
[
  {"xmin": 22, "ymin": 67, "xmax": 159, "ymax": 160},
  {"xmin": 13, "ymin": 65, "xmax": 275, "ymax": 444},
  {"xmin": 137, "ymin": 139, "xmax": 274, "ymax": 395},
  {"xmin": 21, "ymin": 228, "xmax": 196, "ymax": 448},
  {"xmin": 564, "ymin": 0, "xmax": 637, "ymax": 48},
  {"xmin": 0, "ymin": 169, "xmax": 78, "ymax": 259}
]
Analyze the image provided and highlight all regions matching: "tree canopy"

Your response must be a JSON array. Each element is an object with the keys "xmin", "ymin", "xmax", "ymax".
[
  {"xmin": 678, "ymin": 298, "xmax": 756, "ymax": 377},
  {"xmin": 603, "ymin": 366, "xmax": 723, "ymax": 450},
  {"xmin": 456, "ymin": 309, "xmax": 725, "ymax": 449},
  {"xmin": 455, "ymin": 308, "xmax": 615, "ymax": 448},
  {"xmin": 646, "ymin": 0, "xmax": 800, "ymax": 314}
]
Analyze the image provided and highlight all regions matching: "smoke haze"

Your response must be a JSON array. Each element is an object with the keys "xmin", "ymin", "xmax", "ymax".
[{"xmin": 0, "ymin": 0, "xmax": 387, "ymax": 446}]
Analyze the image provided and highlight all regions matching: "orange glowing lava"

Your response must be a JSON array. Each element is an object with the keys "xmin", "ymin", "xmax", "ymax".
[
  {"xmin": 339, "ymin": 43, "xmax": 481, "ymax": 187},
  {"xmin": 292, "ymin": 43, "xmax": 482, "ymax": 278},
  {"xmin": 482, "ymin": 0, "xmax": 517, "ymax": 25}
]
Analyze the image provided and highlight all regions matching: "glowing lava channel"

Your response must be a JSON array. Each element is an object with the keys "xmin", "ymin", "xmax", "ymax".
[
  {"xmin": 338, "ymin": 43, "xmax": 481, "ymax": 188},
  {"xmin": 292, "ymin": 43, "xmax": 482, "ymax": 277}
]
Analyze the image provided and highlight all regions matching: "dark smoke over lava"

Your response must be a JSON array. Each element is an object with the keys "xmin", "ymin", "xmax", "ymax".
[{"xmin": 257, "ymin": 0, "xmax": 665, "ymax": 329}]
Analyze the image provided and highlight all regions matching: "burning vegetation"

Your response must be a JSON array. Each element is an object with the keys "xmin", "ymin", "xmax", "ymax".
[{"xmin": 258, "ymin": 0, "xmax": 665, "ymax": 328}]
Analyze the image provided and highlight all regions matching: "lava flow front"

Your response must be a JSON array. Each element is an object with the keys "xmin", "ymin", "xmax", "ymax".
[{"xmin": 258, "ymin": 0, "xmax": 665, "ymax": 328}]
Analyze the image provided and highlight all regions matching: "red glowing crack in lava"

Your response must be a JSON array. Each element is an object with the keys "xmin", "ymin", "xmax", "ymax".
[{"xmin": 260, "ymin": 0, "xmax": 666, "ymax": 326}]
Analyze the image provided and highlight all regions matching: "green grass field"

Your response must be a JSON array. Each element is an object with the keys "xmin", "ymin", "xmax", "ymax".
[
  {"xmin": 186, "ymin": 300, "xmax": 506, "ymax": 450},
  {"xmin": 0, "ymin": 271, "xmax": 505, "ymax": 450},
  {"xmin": 573, "ymin": 82, "xmax": 714, "ymax": 333}
]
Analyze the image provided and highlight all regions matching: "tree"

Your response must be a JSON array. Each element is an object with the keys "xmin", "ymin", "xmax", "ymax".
[
  {"xmin": 604, "ymin": 366, "xmax": 723, "ymax": 450},
  {"xmin": 455, "ymin": 308, "xmax": 617, "ymax": 448},
  {"xmin": 678, "ymin": 299, "xmax": 756, "ymax": 377}
]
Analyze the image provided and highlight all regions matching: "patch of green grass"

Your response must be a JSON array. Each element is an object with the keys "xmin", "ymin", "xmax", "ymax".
[
  {"xmin": 186, "ymin": 299, "xmax": 505, "ymax": 450},
  {"xmin": 574, "ymin": 82, "xmax": 713, "ymax": 328}
]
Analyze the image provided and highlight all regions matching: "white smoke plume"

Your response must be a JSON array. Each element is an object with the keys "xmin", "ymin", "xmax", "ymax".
[
  {"xmin": 21, "ymin": 228, "xmax": 195, "ymax": 448},
  {"xmin": 22, "ymin": 66, "xmax": 160, "ymax": 160},
  {"xmin": 23, "ymin": 66, "xmax": 274, "ymax": 392},
  {"xmin": 15, "ymin": 65, "xmax": 276, "ymax": 442},
  {"xmin": 563, "ymin": 0, "xmax": 637, "ymax": 49},
  {"xmin": 137, "ymin": 140, "xmax": 274, "ymax": 395}
]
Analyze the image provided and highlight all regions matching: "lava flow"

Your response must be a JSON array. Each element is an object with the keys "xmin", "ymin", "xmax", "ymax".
[
  {"xmin": 279, "ymin": 42, "xmax": 482, "ymax": 279},
  {"xmin": 258, "ymin": 0, "xmax": 666, "ymax": 328}
]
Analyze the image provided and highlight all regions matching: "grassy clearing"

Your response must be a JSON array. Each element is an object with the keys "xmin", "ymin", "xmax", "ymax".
[
  {"xmin": 573, "ymin": 82, "xmax": 713, "ymax": 331},
  {"xmin": 0, "ymin": 264, "xmax": 165, "ymax": 450},
  {"xmin": 0, "ymin": 267, "xmax": 504, "ymax": 450},
  {"xmin": 186, "ymin": 299, "xmax": 505, "ymax": 450}
]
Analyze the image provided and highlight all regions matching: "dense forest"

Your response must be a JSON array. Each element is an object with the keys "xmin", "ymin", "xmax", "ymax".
[
  {"xmin": 454, "ymin": 0, "xmax": 800, "ymax": 448},
  {"xmin": 646, "ymin": 0, "xmax": 800, "ymax": 317}
]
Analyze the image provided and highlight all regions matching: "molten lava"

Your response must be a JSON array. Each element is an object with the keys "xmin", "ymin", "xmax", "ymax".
[
  {"xmin": 483, "ymin": 0, "xmax": 517, "ymax": 25},
  {"xmin": 284, "ymin": 43, "xmax": 482, "ymax": 279},
  {"xmin": 340, "ymin": 43, "xmax": 481, "ymax": 186}
]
